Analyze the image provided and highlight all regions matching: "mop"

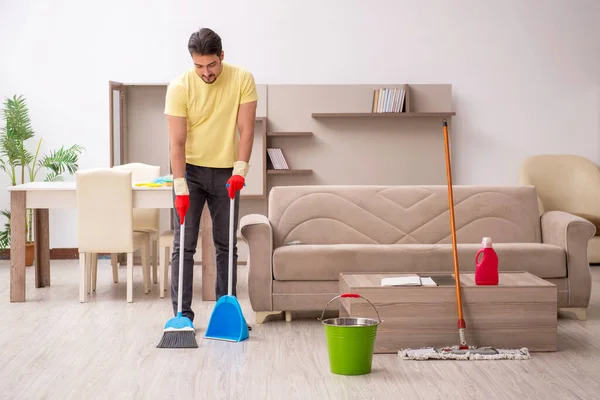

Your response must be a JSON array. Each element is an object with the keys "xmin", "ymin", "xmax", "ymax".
[
  {"xmin": 156, "ymin": 218, "xmax": 198, "ymax": 348},
  {"xmin": 398, "ymin": 120, "xmax": 530, "ymax": 361},
  {"xmin": 204, "ymin": 193, "xmax": 249, "ymax": 342}
]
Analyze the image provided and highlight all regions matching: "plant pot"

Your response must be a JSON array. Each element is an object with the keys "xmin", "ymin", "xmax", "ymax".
[{"xmin": 26, "ymin": 242, "xmax": 35, "ymax": 267}]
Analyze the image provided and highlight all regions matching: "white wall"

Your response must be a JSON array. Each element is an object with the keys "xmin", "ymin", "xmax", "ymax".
[{"xmin": 0, "ymin": 0, "xmax": 599, "ymax": 248}]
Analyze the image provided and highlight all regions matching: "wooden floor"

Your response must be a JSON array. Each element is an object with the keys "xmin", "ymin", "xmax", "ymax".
[{"xmin": 1, "ymin": 261, "xmax": 600, "ymax": 400}]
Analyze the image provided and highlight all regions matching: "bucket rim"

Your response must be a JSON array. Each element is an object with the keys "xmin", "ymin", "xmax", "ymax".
[{"xmin": 321, "ymin": 316, "xmax": 382, "ymax": 326}]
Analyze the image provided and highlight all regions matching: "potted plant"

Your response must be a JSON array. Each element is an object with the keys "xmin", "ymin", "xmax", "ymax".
[{"xmin": 0, "ymin": 94, "xmax": 84, "ymax": 265}]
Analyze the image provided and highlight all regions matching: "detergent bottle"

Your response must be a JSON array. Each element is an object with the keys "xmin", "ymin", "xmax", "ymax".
[{"xmin": 475, "ymin": 237, "xmax": 499, "ymax": 285}]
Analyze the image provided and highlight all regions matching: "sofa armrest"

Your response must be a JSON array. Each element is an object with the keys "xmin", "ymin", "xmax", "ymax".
[
  {"xmin": 541, "ymin": 211, "xmax": 596, "ymax": 308},
  {"xmin": 240, "ymin": 214, "xmax": 273, "ymax": 312}
]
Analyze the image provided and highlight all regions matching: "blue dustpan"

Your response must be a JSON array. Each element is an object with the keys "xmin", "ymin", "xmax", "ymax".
[
  {"xmin": 205, "ymin": 295, "xmax": 249, "ymax": 342},
  {"xmin": 204, "ymin": 194, "xmax": 250, "ymax": 343}
]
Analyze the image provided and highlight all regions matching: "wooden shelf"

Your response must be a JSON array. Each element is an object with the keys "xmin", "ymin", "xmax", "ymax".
[
  {"xmin": 267, "ymin": 169, "xmax": 313, "ymax": 175},
  {"xmin": 267, "ymin": 132, "xmax": 313, "ymax": 137},
  {"xmin": 311, "ymin": 112, "xmax": 455, "ymax": 118}
]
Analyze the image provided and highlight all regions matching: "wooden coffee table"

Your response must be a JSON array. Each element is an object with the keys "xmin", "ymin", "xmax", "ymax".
[{"xmin": 338, "ymin": 271, "xmax": 557, "ymax": 353}]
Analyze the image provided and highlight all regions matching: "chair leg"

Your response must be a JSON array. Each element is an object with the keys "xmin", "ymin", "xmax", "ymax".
[
  {"xmin": 127, "ymin": 252, "xmax": 133, "ymax": 303},
  {"xmin": 152, "ymin": 237, "xmax": 158, "ymax": 284},
  {"xmin": 147, "ymin": 235, "xmax": 153, "ymax": 285},
  {"xmin": 141, "ymin": 241, "xmax": 149, "ymax": 294},
  {"xmin": 159, "ymin": 245, "xmax": 166, "ymax": 298},
  {"xmin": 164, "ymin": 247, "xmax": 170, "ymax": 292},
  {"xmin": 86, "ymin": 253, "xmax": 92, "ymax": 294},
  {"xmin": 79, "ymin": 252, "xmax": 87, "ymax": 303},
  {"xmin": 111, "ymin": 253, "xmax": 119, "ymax": 283},
  {"xmin": 91, "ymin": 253, "xmax": 98, "ymax": 291}
]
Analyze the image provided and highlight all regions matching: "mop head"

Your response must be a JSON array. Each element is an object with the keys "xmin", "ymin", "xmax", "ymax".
[
  {"xmin": 398, "ymin": 345, "xmax": 531, "ymax": 361},
  {"xmin": 156, "ymin": 312, "xmax": 198, "ymax": 349}
]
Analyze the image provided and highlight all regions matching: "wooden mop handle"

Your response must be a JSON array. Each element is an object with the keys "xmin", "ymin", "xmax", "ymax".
[{"xmin": 443, "ymin": 120, "xmax": 467, "ymax": 343}]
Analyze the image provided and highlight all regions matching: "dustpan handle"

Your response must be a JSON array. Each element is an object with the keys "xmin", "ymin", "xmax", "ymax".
[
  {"xmin": 319, "ymin": 293, "xmax": 381, "ymax": 323},
  {"xmin": 228, "ymin": 196, "xmax": 234, "ymax": 297},
  {"xmin": 226, "ymin": 183, "xmax": 244, "ymax": 297}
]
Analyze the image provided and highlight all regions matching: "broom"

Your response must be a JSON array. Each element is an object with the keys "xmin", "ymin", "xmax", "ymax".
[
  {"xmin": 398, "ymin": 120, "xmax": 530, "ymax": 361},
  {"xmin": 157, "ymin": 217, "xmax": 198, "ymax": 349}
]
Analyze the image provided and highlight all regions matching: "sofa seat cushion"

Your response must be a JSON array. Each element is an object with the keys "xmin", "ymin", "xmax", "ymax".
[{"xmin": 272, "ymin": 243, "xmax": 566, "ymax": 281}]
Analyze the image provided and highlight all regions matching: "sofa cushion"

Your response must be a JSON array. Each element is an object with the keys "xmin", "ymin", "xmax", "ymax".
[
  {"xmin": 272, "ymin": 243, "xmax": 566, "ymax": 281},
  {"xmin": 268, "ymin": 185, "xmax": 542, "ymax": 248}
]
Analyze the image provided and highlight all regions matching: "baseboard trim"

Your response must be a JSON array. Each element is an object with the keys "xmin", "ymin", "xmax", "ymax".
[
  {"xmin": 0, "ymin": 247, "xmax": 103, "ymax": 260},
  {"xmin": 51, "ymin": 248, "xmax": 80, "ymax": 259},
  {"xmin": 0, "ymin": 247, "xmax": 247, "ymax": 265}
]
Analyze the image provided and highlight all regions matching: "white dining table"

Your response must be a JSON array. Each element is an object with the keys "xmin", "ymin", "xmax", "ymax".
[{"xmin": 6, "ymin": 181, "xmax": 217, "ymax": 302}]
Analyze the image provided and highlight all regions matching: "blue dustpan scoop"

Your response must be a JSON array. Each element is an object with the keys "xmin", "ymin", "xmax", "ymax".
[{"xmin": 205, "ymin": 295, "xmax": 249, "ymax": 342}]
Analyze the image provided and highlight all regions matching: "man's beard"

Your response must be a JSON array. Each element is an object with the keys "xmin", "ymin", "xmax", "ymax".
[{"xmin": 202, "ymin": 74, "xmax": 217, "ymax": 84}]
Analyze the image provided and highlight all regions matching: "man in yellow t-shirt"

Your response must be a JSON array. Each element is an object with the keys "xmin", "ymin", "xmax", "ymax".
[{"xmin": 164, "ymin": 27, "xmax": 258, "ymax": 326}]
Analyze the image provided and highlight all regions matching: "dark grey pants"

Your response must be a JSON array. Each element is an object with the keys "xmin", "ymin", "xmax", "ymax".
[{"xmin": 170, "ymin": 163, "xmax": 240, "ymax": 322}]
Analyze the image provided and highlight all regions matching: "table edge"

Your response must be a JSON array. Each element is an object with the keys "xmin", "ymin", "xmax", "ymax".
[{"xmin": 338, "ymin": 271, "xmax": 557, "ymax": 288}]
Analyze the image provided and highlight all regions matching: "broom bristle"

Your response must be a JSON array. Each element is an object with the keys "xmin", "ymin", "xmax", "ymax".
[{"xmin": 156, "ymin": 331, "xmax": 198, "ymax": 348}]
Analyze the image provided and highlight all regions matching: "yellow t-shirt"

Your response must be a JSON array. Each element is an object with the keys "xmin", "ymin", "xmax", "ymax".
[{"xmin": 164, "ymin": 62, "xmax": 258, "ymax": 168}]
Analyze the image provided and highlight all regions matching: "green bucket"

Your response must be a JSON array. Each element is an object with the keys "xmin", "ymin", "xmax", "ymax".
[{"xmin": 320, "ymin": 293, "xmax": 382, "ymax": 376}]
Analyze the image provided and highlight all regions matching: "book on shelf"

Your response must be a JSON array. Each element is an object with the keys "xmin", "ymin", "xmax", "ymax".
[
  {"xmin": 372, "ymin": 88, "xmax": 406, "ymax": 113},
  {"xmin": 267, "ymin": 148, "xmax": 289, "ymax": 170}
]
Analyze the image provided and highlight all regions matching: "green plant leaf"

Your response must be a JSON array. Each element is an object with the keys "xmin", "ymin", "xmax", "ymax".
[
  {"xmin": 44, "ymin": 170, "xmax": 62, "ymax": 182},
  {"xmin": 39, "ymin": 144, "xmax": 84, "ymax": 182},
  {"xmin": 0, "ymin": 158, "xmax": 15, "ymax": 185},
  {"xmin": 1, "ymin": 95, "xmax": 35, "ymax": 142},
  {"xmin": 0, "ymin": 95, "xmax": 36, "ymax": 185},
  {"xmin": 0, "ymin": 209, "xmax": 11, "ymax": 250},
  {"xmin": 0, "ymin": 94, "xmax": 85, "ymax": 244},
  {"xmin": 29, "ymin": 138, "xmax": 42, "ymax": 182}
]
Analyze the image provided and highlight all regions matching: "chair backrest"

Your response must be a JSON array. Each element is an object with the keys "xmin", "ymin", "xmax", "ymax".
[
  {"xmin": 113, "ymin": 162, "xmax": 161, "ymax": 231},
  {"xmin": 76, "ymin": 168, "xmax": 134, "ymax": 253},
  {"xmin": 518, "ymin": 154, "xmax": 600, "ymax": 216}
]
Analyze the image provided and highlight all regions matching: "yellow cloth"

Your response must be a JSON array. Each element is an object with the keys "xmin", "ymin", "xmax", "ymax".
[
  {"xmin": 164, "ymin": 62, "xmax": 258, "ymax": 168},
  {"xmin": 134, "ymin": 182, "xmax": 164, "ymax": 188}
]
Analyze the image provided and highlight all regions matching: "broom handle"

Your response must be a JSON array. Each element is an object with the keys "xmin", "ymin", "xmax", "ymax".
[
  {"xmin": 443, "ymin": 120, "xmax": 467, "ymax": 346},
  {"xmin": 178, "ymin": 219, "xmax": 185, "ymax": 315},
  {"xmin": 229, "ymin": 196, "xmax": 234, "ymax": 296}
]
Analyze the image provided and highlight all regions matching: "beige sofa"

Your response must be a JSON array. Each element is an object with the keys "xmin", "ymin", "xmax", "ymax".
[{"xmin": 240, "ymin": 185, "xmax": 595, "ymax": 323}]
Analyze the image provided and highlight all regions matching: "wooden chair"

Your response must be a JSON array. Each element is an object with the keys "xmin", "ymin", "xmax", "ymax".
[
  {"xmin": 113, "ymin": 162, "xmax": 161, "ymax": 286},
  {"xmin": 158, "ymin": 230, "xmax": 174, "ymax": 297},
  {"xmin": 76, "ymin": 167, "xmax": 151, "ymax": 302}
]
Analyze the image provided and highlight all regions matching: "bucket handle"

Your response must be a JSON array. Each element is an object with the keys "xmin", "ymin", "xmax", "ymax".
[{"xmin": 319, "ymin": 293, "xmax": 382, "ymax": 323}]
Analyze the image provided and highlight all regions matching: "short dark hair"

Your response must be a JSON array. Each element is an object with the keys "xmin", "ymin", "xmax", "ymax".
[{"xmin": 188, "ymin": 28, "xmax": 222, "ymax": 56}]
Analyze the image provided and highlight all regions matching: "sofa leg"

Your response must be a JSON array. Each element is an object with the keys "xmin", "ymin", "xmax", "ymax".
[
  {"xmin": 285, "ymin": 311, "xmax": 292, "ymax": 322},
  {"xmin": 559, "ymin": 307, "xmax": 587, "ymax": 321},
  {"xmin": 255, "ymin": 311, "xmax": 283, "ymax": 324}
]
